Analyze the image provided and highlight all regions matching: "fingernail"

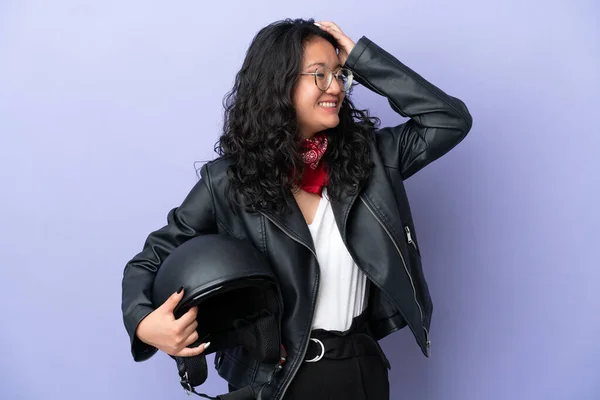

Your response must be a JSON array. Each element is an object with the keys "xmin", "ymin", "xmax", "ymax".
[
  {"xmin": 204, "ymin": 342, "xmax": 211, "ymax": 350},
  {"xmin": 314, "ymin": 23, "xmax": 321, "ymax": 27},
  {"xmin": 176, "ymin": 285, "xmax": 184, "ymax": 294}
]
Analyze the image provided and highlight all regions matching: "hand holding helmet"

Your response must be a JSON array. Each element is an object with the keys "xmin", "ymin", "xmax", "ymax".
[
  {"xmin": 146, "ymin": 234, "xmax": 285, "ymax": 398},
  {"xmin": 135, "ymin": 287, "xmax": 210, "ymax": 357}
]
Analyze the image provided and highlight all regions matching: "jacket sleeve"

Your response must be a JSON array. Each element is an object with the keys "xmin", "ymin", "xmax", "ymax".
[
  {"xmin": 344, "ymin": 36, "xmax": 473, "ymax": 180},
  {"xmin": 121, "ymin": 165, "xmax": 218, "ymax": 362}
]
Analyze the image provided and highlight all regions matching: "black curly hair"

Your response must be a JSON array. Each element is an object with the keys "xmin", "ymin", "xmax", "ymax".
[{"xmin": 215, "ymin": 18, "xmax": 380, "ymax": 216}]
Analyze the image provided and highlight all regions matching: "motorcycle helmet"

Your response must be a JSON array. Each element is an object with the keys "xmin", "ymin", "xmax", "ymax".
[{"xmin": 152, "ymin": 234, "xmax": 286, "ymax": 399}]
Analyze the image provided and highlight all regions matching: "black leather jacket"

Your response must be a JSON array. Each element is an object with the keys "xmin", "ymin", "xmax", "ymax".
[{"xmin": 121, "ymin": 36, "xmax": 472, "ymax": 399}]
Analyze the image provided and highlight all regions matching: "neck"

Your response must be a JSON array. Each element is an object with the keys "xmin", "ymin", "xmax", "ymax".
[{"xmin": 299, "ymin": 129, "xmax": 323, "ymax": 140}]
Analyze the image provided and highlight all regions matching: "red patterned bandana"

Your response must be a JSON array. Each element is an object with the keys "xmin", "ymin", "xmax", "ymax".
[{"xmin": 299, "ymin": 133, "xmax": 329, "ymax": 196}]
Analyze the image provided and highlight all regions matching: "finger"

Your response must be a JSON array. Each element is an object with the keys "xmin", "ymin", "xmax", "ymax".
[
  {"xmin": 181, "ymin": 329, "xmax": 200, "ymax": 348},
  {"xmin": 174, "ymin": 341, "xmax": 210, "ymax": 358},
  {"xmin": 170, "ymin": 330, "xmax": 199, "ymax": 354},
  {"xmin": 317, "ymin": 24, "xmax": 341, "ymax": 39},
  {"xmin": 316, "ymin": 21, "xmax": 343, "ymax": 34},
  {"xmin": 314, "ymin": 21, "xmax": 332, "ymax": 31},
  {"xmin": 160, "ymin": 286, "xmax": 185, "ymax": 313},
  {"xmin": 175, "ymin": 305, "xmax": 198, "ymax": 328},
  {"xmin": 315, "ymin": 22, "xmax": 345, "ymax": 44},
  {"xmin": 181, "ymin": 318, "xmax": 199, "ymax": 339}
]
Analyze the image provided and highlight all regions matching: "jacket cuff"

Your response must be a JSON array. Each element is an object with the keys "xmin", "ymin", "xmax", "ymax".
[
  {"xmin": 128, "ymin": 305, "xmax": 158, "ymax": 362},
  {"xmin": 344, "ymin": 36, "xmax": 373, "ymax": 69}
]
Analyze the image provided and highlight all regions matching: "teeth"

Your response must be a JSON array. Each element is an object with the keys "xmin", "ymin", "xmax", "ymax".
[{"xmin": 318, "ymin": 102, "xmax": 337, "ymax": 108}]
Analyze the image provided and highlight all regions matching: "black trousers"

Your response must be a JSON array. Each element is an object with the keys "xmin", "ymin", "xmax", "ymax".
[{"xmin": 229, "ymin": 310, "xmax": 390, "ymax": 399}]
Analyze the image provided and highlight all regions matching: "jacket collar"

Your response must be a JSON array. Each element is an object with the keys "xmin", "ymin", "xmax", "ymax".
[{"xmin": 259, "ymin": 138, "xmax": 399, "ymax": 250}]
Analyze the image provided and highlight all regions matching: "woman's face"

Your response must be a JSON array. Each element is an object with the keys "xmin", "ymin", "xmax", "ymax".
[{"xmin": 293, "ymin": 36, "xmax": 345, "ymax": 139}]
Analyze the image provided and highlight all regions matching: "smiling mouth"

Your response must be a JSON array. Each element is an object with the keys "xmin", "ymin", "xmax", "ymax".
[{"xmin": 318, "ymin": 101, "xmax": 338, "ymax": 108}]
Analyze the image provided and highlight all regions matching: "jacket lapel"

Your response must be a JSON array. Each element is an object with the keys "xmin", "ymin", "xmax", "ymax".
[
  {"xmin": 330, "ymin": 187, "xmax": 360, "ymax": 243},
  {"xmin": 258, "ymin": 193, "xmax": 316, "ymax": 253},
  {"xmin": 331, "ymin": 139, "xmax": 403, "ymax": 245}
]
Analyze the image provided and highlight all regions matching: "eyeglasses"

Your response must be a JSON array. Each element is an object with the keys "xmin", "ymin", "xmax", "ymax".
[{"xmin": 299, "ymin": 65, "xmax": 354, "ymax": 92}]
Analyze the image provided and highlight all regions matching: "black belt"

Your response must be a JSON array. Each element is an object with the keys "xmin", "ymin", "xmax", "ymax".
[
  {"xmin": 304, "ymin": 332, "xmax": 386, "ymax": 363},
  {"xmin": 303, "ymin": 312, "xmax": 390, "ymax": 368}
]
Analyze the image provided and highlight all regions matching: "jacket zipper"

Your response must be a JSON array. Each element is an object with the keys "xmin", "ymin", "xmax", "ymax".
[
  {"xmin": 262, "ymin": 198, "xmax": 430, "ymax": 398},
  {"xmin": 360, "ymin": 197, "xmax": 431, "ymax": 351},
  {"xmin": 259, "ymin": 214, "xmax": 320, "ymax": 400},
  {"xmin": 405, "ymin": 226, "xmax": 418, "ymax": 253}
]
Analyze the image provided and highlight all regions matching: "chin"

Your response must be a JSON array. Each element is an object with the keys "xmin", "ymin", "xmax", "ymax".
[
  {"xmin": 322, "ymin": 116, "xmax": 340, "ymax": 129},
  {"xmin": 302, "ymin": 117, "xmax": 340, "ymax": 137}
]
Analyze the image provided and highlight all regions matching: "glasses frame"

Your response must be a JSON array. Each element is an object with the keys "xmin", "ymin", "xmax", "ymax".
[{"xmin": 299, "ymin": 65, "xmax": 354, "ymax": 92}]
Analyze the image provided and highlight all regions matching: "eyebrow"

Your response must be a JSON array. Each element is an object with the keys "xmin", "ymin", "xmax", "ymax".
[{"xmin": 304, "ymin": 62, "xmax": 343, "ymax": 70}]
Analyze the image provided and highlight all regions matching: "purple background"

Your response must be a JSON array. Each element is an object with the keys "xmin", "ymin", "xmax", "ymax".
[{"xmin": 1, "ymin": 1, "xmax": 599, "ymax": 399}]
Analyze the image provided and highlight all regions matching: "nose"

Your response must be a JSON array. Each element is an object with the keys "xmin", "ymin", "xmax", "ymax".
[{"xmin": 326, "ymin": 75, "xmax": 342, "ymax": 95}]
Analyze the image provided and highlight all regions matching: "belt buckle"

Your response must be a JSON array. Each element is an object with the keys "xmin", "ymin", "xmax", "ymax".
[{"xmin": 305, "ymin": 338, "xmax": 325, "ymax": 363}]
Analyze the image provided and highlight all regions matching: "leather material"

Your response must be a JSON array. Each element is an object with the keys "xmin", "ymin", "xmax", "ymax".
[{"xmin": 121, "ymin": 36, "xmax": 472, "ymax": 399}]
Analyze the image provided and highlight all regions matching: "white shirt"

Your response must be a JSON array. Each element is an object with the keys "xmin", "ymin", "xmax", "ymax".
[{"xmin": 307, "ymin": 189, "xmax": 368, "ymax": 332}]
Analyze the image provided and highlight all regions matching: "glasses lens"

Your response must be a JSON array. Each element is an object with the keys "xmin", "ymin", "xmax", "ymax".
[
  {"xmin": 315, "ymin": 66, "xmax": 332, "ymax": 91},
  {"xmin": 338, "ymin": 69, "xmax": 353, "ymax": 92}
]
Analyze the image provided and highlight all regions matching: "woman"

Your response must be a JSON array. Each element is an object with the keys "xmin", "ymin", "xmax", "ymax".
[{"xmin": 121, "ymin": 18, "xmax": 472, "ymax": 400}]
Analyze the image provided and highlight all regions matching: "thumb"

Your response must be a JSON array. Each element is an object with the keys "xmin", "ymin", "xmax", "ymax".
[{"xmin": 160, "ymin": 285, "xmax": 185, "ymax": 312}]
